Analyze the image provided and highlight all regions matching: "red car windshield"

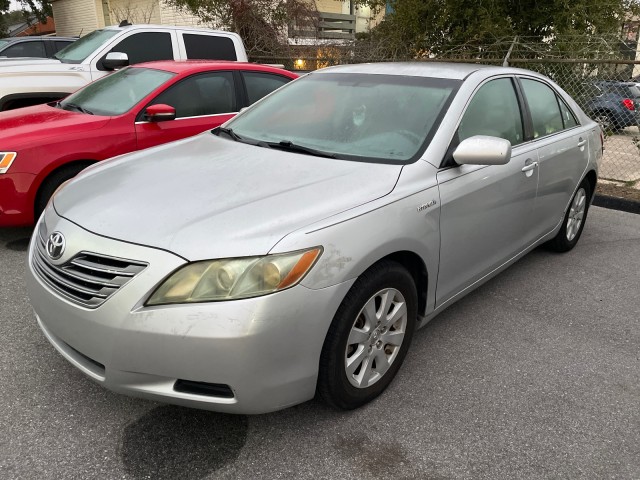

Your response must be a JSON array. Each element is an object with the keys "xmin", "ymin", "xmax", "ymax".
[{"xmin": 60, "ymin": 67, "xmax": 175, "ymax": 116}]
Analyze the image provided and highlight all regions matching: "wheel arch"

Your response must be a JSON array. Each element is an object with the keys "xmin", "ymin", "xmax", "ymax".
[
  {"xmin": 33, "ymin": 159, "xmax": 96, "ymax": 219},
  {"xmin": 584, "ymin": 169, "xmax": 597, "ymax": 201},
  {"xmin": 365, "ymin": 250, "xmax": 428, "ymax": 317}
]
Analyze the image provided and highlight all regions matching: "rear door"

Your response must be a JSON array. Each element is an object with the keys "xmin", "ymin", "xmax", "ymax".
[
  {"xmin": 135, "ymin": 71, "xmax": 238, "ymax": 150},
  {"xmin": 518, "ymin": 77, "xmax": 589, "ymax": 235},
  {"xmin": 436, "ymin": 76, "xmax": 539, "ymax": 307}
]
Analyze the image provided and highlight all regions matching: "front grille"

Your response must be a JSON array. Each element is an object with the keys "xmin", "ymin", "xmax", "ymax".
[{"xmin": 32, "ymin": 223, "xmax": 147, "ymax": 308}]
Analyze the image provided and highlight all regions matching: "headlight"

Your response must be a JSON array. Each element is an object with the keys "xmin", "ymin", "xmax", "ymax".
[
  {"xmin": 0, "ymin": 152, "xmax": 17, "ymax": 174},
  {"xmin": 146, "ymin": 247, "xmax": 322, "ymax": 305}
]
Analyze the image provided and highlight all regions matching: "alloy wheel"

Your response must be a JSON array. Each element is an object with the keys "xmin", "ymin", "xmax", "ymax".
[
  {"xmin": 344, "ymin": 288, "xmax": 408, "ymax": 389},
  {"xmin": 566, "ymin": 187, "xmax": 587, "ymax": 241}
]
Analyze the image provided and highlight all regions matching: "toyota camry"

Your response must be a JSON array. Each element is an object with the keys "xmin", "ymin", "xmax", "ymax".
[{"xmin": 27, "ymin": 63, "xmax": 602, "ymax": 414}]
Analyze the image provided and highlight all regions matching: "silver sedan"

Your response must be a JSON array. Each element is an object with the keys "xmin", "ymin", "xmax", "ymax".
[{"xmin": 26, "ymin": 63, "xmax": 602, "ymax": 414}]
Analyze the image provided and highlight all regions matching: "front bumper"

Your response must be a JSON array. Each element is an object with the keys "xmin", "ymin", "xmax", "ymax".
[
  {"xmin": 27, "ymin": 209, "xmax": 353, "ymax": 414},
  {"xmin": 0, "ymin": 172, "xmax": 36, "ymax": 227}
]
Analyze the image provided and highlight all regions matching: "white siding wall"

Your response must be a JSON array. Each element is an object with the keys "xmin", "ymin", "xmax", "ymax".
[
  {"xmin": 158, "ymin": 1, "xmax": 205, "ymax": 28},
  {"xmin": 108, "ymin": 0, "xmax": 162, "ymax": 25},
  {"xmin": 52, "ymin": 0, "xmax": 100, "ymax": 37}
]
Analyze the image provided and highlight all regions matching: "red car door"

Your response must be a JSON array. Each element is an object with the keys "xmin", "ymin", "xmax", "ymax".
[{"xmin": 135, "ymin": 71, "xmax": 238, "ymax": 150}]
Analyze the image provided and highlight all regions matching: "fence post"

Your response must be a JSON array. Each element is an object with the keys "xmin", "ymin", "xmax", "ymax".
[{"xmin": 502, "ymin": 36, "xmax": 518, "ymax": 67}]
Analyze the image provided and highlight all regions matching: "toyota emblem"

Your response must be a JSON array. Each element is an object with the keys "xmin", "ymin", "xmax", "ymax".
[{"xmin": 46, "ymin": 232, "xmax": 66, "ymax": 260}]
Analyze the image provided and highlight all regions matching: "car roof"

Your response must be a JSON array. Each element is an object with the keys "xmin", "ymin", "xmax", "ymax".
[
  {"xmin": 596, "ymin": 80, "xmax": 636, "ymax": 86},
  {"xmin": 0, "ymin": 36, "xmax": 77, "ymax": 43},
  {"xmin": 131, "ymin": 60, "xmax": 297, "ymax": 76},
  {"xmin": 311, "ymin": 62, "xmax": 566, "ymax": 83},
  {"xmin": 101, "ymin": 24, "xmax": 237, "ymax": 36},
  {"xmin": 315, "ymin": 62, "xmax": 494, "ymax": 80}
]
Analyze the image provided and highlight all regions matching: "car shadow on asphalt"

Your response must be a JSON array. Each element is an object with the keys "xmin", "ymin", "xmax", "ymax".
[{"xmin": 120, "ymin": 405, "xmax": 249, "ymax": 480}]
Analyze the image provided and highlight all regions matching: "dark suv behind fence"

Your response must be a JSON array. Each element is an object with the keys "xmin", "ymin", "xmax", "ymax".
[{"xmin": 582, "ymin": 81, "xmax": 640, "ymax": 131}]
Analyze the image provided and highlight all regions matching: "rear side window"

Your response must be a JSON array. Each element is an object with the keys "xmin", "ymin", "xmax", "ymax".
[
  {"xmin": 558, "ymin": 99, "xmax": 578, "ymax": 128},
  {"xmin": 103, "ymin": 32, "xmax": 173, "ymax": 68},
  {"xmin": 1, "ymin": 41, "xmax": 46, "ymax": 58},
  {"xmin": 623, "ymin": 85, "xmax": 640, "ymax": 98},
  {"xmin": 520, "ymin": 79, "xmax": 564, "ymax": 139},
  {"xmin": 183, "ymin": 34, "xmax": 237, "ymax": 61},
  {"xmin": 242, "ymin": 72, "xmax": 292, "ymax": 105},
  {"xmin": 458, "ymin": 78, "xmax": 524, "ymax": 146}
]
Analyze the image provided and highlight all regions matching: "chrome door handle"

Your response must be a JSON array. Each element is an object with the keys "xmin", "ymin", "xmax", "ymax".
[
  {"xmin": 521, "ymin": 161, "xmax": 538, "ymax": 172},
  {"xmin": 577, "ymin": 137, "xmax": 587, "ymax": 147}
]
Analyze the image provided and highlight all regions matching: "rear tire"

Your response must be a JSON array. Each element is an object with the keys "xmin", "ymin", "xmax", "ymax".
[
  {"xmin": 545, "ymin": 178, "xmax": 591, "ymax": 253},
  {"xmin": 317, "ymin": 260, "xmax": 417, "ymax": 410},
  {"xmin": 34, "ymin": 163, "xmax": 91, "ymax": 220}
]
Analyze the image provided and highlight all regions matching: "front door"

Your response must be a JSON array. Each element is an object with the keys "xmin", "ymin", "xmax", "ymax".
[
  {"xmin": 135, "ymin": 71, "xmax": 238, "ymax": 150},
  {"xmin": 436, "ymin": 77, "xmax": 539, "ymax": 307}
]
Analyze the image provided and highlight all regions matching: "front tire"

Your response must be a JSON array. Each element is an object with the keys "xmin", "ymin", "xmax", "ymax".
[
  {"xmin": 546, "ymin": 178, "xmax": 591, "ymax": 252},
  {"xmin": 317, "ymin": 260, "xmax": 417, "ymax": 410},
  {"xmin": 34, "ymin": 163, "xmax": 91, "ymax": 220}
]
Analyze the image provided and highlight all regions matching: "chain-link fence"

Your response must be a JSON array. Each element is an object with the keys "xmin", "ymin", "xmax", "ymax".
[{"xmin": 251, "ymin": 36, "xmax": 640, "ymax": 203}]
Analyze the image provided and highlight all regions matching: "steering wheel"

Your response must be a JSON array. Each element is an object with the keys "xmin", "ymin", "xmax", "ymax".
[{"xmin": 397, "ymin": 130, "xmax": 423, "ymax": 146}]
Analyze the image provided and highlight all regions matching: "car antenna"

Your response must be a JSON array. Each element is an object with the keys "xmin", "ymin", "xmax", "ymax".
[{"xmin": 119, "ymin": 20, "xmax": 132, "ymax": 27}]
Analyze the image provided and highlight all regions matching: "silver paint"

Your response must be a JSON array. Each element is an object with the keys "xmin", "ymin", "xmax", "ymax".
[{"xmin": 27, "ymin": 63, "xmax": 602, "ymax": 414}]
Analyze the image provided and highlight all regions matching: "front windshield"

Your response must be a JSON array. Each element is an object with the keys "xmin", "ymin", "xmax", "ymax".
[
  {"xmin": 225, "ymin": 72, "xmax": 460, "ymax": 163},
  {"xmin": 54, "ymin": 29, "xmax": 118, "ymax": 63},
  {"xmin": 0, "ymin": 40, "xmax": 9, "ymax": 49},
  {"xmin": 60, "ymin": 67, "xmax": 175, "ymax": 116}
]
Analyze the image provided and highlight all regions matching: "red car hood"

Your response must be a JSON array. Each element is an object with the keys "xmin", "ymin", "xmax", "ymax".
[{"xmin": 0, "ymin": 104, "xmax": 111, "ymax": 149}]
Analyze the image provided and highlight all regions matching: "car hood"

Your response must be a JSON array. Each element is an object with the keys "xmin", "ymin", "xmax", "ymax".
[
  {"xmin": 0, "ymin": 105, "xmax": 111, "ymax": 150},
  {"xmin": 55, "ymin": 133, "xmax": 402, "ymax": 260},
  {"xmin": 0, "ymin": 57, "xmax": 61, "ymax": 69}
]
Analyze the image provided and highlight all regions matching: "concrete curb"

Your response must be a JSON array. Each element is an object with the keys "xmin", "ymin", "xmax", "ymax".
[{"xmin": 593, "ymin": 194, "xmax": 640, "ymax": 215}]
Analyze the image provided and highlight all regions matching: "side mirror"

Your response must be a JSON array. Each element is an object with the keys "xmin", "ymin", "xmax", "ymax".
[
  {"xmin": 143, "ymin": 104, "xmax": 176, "ymax": 122},
  {"xmin": 103, "ymin": 52, "xmax": 129, "ymax": 71},
  {"xmin": 453, "ymin": 135, "xmax": 512, "ymax": 166}
]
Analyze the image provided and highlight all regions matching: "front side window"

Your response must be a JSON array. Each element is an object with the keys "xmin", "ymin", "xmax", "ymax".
[
  {"xmin": 1, "ymin": 41, "xmax": 46, "ymax": 58},
  {"xmin": 100, "ymin": 32, "xmax": 173, "ymax": 69},
  {"xmin": 55, "ymin": 29, "xmax": 118, "ymax": 63},
  {"xmin": 225, "ymin": 73, "xmax": 459, "ymax": 163},
  {"xmin": 60, "ymin": 67, "xmax": 175, "ymax": 116},
  {"xmin": 183, "ymin": 34, "xmax": 236, "ymax": 61},
  {"xmin": 458, "ymin": 77, "xmax": 524, "ymax": 146},
  {"xmin": 521, "ymin": 78, "xmax": 564, "ymax": 139},
  {"xmin": 148, "ymin": 72, "xmax": 236, "ymax": 118}
]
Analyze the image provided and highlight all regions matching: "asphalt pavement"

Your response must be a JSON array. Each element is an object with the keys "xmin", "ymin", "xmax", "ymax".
[{"xmin": 0, "ymin": 206, "xmax": 638, "ymax": 479}]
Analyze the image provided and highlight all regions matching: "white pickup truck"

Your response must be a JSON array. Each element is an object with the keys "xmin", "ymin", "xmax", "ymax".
[{"xmin": 0, "ymin": 23, "xmax": 247, "ymax": 111}]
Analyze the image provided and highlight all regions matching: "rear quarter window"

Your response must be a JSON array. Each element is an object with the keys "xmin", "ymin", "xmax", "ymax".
[{"xmin": 183, "ymin": 34, "xmax": 237, "ymax": 61}]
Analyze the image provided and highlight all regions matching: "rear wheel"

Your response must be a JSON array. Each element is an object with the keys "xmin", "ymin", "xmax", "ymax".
[
  {"xmin": 317, "ymin": 260, "xmax": 417, "ymax": 410},
  {"xmin": 545, "ymin": 178, "xmax": 591, "ymax": 252},
  {"xmin": 34, "ymin": 163, "xmax": 92, "ymax": 220}
]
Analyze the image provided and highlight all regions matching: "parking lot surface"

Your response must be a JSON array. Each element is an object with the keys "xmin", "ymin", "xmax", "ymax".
[{"xmin": 1, "ymin": 206, "xmax": 638, "ymax": 479}]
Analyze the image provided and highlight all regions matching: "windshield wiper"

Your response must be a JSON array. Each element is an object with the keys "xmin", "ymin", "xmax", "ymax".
[
  {"xmin": 266, "ymin": 140, "xmax": 338, "ymax": 159},
  {"xmin": 213, "ymin": 126, "xmax": 244, "ymax": 142},
  {"xmin": 62, "ymin": 102, "xmax": 93, "ymax": 115}
]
